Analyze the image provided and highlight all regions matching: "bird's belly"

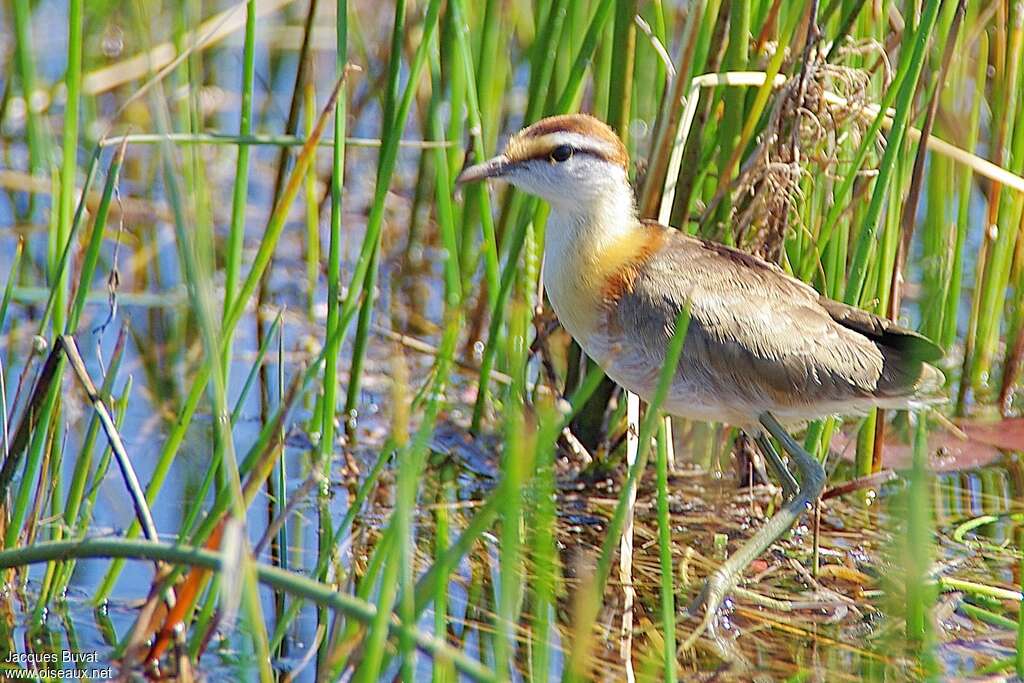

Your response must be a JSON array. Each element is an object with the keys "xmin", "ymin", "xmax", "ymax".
[
  {"xmin": 581, "ymin": 332, "xmax": 872, "ymax": 429},
  {"xmin": 581, "ymin": 337, "xmax": 761, "ymax": 427}
]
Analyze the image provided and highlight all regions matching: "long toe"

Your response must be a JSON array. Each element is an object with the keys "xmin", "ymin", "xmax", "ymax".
[{"xmin": 680, "ymin": 569, "xmax": 735, "ymax": 653}]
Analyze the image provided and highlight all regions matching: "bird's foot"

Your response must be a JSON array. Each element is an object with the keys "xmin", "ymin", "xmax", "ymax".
[{"xmin": 680, "ymin": 568, "xmax": 734, "ymax": 654}]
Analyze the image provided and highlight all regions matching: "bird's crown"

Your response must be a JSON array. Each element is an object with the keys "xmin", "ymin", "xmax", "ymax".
[{"xmin": 503, "ymin": 113, "xmax": 629, "ymax": 171}]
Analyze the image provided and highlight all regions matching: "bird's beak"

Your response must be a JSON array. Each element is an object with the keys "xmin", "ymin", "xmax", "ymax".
[{"xmin": 455, "ymin": 154, "xmax": 511, "ymax": 186}]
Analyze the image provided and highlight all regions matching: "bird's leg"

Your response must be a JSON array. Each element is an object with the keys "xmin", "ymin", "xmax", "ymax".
[
  {"xmin": 753, "ymin": 432, "xmax": 799, "ymax": 499},
  {"xmin": 681, "ymin": 412, "xmax": 826, "ymax": 654}
]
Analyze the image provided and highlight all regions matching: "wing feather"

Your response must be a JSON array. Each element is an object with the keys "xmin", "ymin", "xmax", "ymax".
[{"xmin": 595, "ymin": 224, "xmax": 942, "ymax": 411}]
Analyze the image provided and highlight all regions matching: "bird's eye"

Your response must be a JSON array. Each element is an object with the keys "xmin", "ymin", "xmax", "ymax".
[{"xmin": 550, "ymin": 144, "xmax": 573, "ymax": 163}]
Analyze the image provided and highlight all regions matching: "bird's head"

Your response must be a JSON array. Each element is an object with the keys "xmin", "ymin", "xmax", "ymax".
[{"xmin": 456, "ymin": 114, "xmax": 630, "ymax": 212}]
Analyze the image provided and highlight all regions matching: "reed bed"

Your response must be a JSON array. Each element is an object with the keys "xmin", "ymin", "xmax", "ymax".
[{"xmin": 1, "ymin": 0, "xmax": 1023, "ymax": 680}]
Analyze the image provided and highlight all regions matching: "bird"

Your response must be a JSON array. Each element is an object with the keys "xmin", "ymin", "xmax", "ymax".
[{"xmin": 455, "ymin": 113, "xmax": 944, "ymax": 651}]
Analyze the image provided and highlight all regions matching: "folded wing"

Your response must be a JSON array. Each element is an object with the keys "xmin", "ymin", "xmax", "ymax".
[{"xmin": 604, "ymin": 224, "xmax": 944, "ymax": 411}]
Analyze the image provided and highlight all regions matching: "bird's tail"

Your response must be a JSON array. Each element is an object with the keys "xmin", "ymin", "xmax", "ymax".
[{"xmin": 875, "ymin": 352, "xmax": 947, "ymax": 411}]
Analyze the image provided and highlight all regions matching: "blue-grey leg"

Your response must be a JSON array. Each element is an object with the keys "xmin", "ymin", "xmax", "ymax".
[{"xmin": 681, "ymin": 412, "xmax": 826, "ymax": 655}]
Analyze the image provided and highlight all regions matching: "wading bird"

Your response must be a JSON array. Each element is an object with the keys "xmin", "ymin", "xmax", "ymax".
[{"xmin": 456, "ymin": 113, "xmax": 944, "ymax": 649}]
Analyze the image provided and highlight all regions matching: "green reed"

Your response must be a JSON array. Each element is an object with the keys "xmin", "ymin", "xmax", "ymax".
[
  {"xmin": 655, "ymin": 417, "xmax": 677, "ymax": 683},
  {"xmin": 223, "ymin": 0, "xmax": 257, "ymax": 370},
  {"xmin": 51, "ymin": 0, "xmax": 83, "ymax": 336}
]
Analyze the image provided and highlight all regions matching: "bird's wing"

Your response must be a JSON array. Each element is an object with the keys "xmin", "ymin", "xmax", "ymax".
[
  {"xmin": 815, "ymin": 296, "xmax": 945, "ymax": 363},
  {"xmin": 598, "ymin": 225, "xmax": 935, "ymax": 408}
]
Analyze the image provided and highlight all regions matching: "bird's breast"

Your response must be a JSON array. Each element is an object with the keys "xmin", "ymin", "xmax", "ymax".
[
  {"xmin": 542, "ymin": 258, "xmax": 601, "ymax": 347},
  {"xmin": 542, "ymin": 216, "xmax": 667, "ymax": 360}
]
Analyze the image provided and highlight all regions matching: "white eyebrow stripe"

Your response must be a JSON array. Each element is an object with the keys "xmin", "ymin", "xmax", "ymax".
[{"xmin": 534, "ymin": 132, "xmax": 619, "ymax": 160}]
